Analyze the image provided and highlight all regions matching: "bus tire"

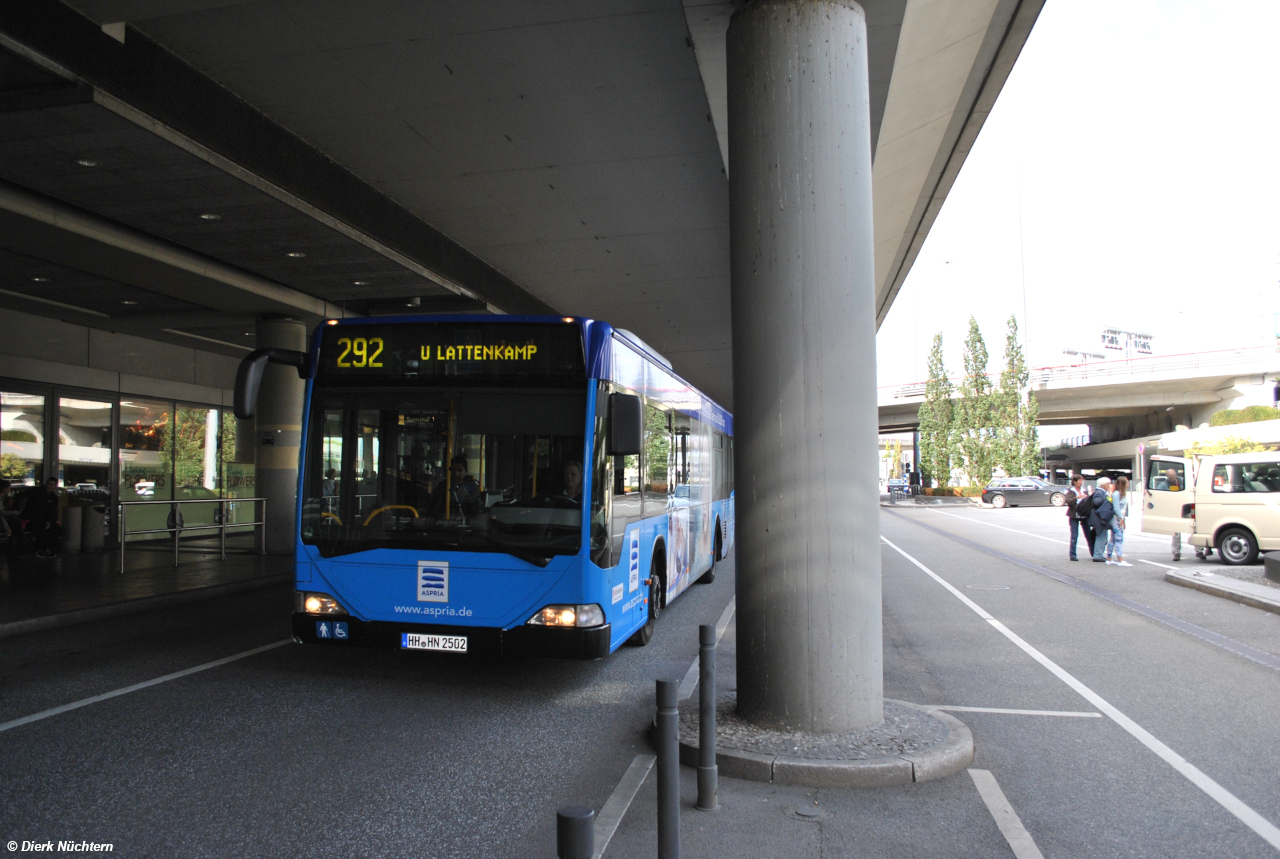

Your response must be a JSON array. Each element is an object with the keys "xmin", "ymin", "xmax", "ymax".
[
  {"xmin": 628, "ymin": 555, "xmax": 664, "ymax": 647},
  {"xmin": 698, "ymin": 525, "xmax": 721, "ymax": 584}
]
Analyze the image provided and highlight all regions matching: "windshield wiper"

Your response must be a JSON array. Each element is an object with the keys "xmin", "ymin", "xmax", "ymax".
[{"xmin": 466, "ymin": 530, "xmax": 553, "ymax": 567}]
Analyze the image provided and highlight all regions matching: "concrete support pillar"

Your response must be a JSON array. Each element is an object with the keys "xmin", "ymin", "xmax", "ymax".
[
  {"xmin": 728, "ymin": 0, "xmax": 882, "ymax": 733},
  {"xmin": 255, "ymin": 317, "xmax": 307, "ymax": 555}
]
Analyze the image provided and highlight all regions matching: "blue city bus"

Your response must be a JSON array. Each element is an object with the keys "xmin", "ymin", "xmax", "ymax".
[{"xmin": 235, "ymin": 316, "xmax": 734, "ymax": 658}]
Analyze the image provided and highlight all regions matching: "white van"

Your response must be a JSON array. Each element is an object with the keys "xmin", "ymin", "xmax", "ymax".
[{"xmin": 1145, "ymin": 453, "xmax": 1280, "ymax": 565}]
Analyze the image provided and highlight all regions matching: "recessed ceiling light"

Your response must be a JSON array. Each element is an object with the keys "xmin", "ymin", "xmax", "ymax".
[
  {"xmin": 199, "ymin": 213, "xmax": 221, "ymax": 220},
  {"xmin": 121, "ymin": 300, "xmax": 139, "ymax": 305},
  {"xmin": 76, "ymin": 159, "xmax": 99, "ymax": 167},
  {"xmin": 405, "ymin": 297, "xmax": 421, "ymax": 307},
  {"xmin": 286, "ymin": 251, "xmax": 306, "ymax": 258},
  {"xmin": 31, "ymin": 276, "xmax": 50, "ymax": 283},
  {"xmin": 243, "ymin": 332, "xmax": 253, "ymax": 336},
  {"xmin": 352, "ymin": 280, "xmax": 368, "ymax": 286}
]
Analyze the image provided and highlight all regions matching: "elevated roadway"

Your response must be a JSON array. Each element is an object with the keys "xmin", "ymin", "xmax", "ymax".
[{"xmin": 879, "ymin": 345, "xmax": 1280, "ymax": 436}]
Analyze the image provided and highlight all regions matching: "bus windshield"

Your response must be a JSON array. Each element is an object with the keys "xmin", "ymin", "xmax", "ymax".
[{"xmin": 301, "ymin": 387, "xmax": 586, "ymax": 562}]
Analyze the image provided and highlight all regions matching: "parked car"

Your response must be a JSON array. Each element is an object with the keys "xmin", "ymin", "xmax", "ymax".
[
  {"xmin": 1145, "ymin": 453, "xmax": 1280, "ymax": 565},
  {"xmin": 886, "ymin": 477, "xmax": 910, "ymax": 493},
  {"xmin": 982, "ymin": 477, "xmax": 1066, "ymax": 509}
]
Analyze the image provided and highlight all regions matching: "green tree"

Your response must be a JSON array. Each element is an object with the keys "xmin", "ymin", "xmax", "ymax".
[
  {"xmin": 994, "ymin": 315, "xmax": 1040, "ymax": 477},
  {"xmin": 917, "ymin": 333, "xmax": 955, "ymax": 487},
  {"xmin": 1, "ymin": 452, "xmax": 29, "ymax": 480},
  {"xmin": 955, "ymin": 317, "xmax": 995, "ymax": 485},
  {"xmin": 1186, "ymin": 437, "xmax": 1274, "ymax": 457},
  {"xmin": 1018, "ymin": 383, "xmax": 1041, "ymax": 478}
]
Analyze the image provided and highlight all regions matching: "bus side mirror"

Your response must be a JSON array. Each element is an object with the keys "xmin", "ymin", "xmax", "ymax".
[
  {"xmin": 608, "ymin": 393, "xmax": 643, "ymax": 456},
  {"xmin": 234, "ymin": 348, "xmax": 310, "ymax": 419}
]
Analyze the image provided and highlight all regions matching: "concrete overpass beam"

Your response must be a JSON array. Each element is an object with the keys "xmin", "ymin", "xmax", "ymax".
[{"xmin": 729, "ymin": 0, "xmax": 882, "ymax": 732}]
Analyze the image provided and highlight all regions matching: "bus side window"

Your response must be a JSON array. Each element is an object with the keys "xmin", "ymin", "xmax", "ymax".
[
  {"xmin": 643, "ymin": 403, "xmax": 670, "ymax": 517},
  {"xmin": 610, "ymin": 391, "xmax": 643, "ymax": 564}
]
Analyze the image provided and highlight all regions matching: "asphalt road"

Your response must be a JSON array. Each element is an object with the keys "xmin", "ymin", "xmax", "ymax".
[
  {"xmin": 879, "ymin": 506, "xmax": 1280, "ymax": 858},
  {"xmin": 6, "ymin": 507, "xmax": 1280, "ymax": 858},
  {"xmin": 607, "ymin": 506, "xmax": 1280, "ymax": 858},
  {"xmin": 0, "ymin": 557, "xmax": 735, "ymax": 858}
]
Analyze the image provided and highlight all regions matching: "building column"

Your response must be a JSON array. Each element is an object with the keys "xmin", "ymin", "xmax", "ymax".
[
  {"xmin": 728, "ymin": 0, "xmax": 882, "ymax": 732},
  {"xmin": 255, "ymin": 317, "xmax": 307, "ymax": 555}
]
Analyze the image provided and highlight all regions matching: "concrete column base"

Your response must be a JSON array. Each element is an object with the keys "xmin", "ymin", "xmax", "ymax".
[{"xmin": 676, "ymin": 692, "xmax": 973, "ymax": 788}]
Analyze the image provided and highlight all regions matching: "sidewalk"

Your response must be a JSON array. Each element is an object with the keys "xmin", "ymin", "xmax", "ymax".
[
  {"xmin": 0, "ymin": 535, "xmax": 290, "ymax": 637},
  {"xmin": 602, "ymin": 618, "xmax": 992, "ymax": 858}
]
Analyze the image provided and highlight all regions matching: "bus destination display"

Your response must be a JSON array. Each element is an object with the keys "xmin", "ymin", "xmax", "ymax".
[{"xmin": 317, "ymin": 321, "xmax": 585, "ymax": 383}]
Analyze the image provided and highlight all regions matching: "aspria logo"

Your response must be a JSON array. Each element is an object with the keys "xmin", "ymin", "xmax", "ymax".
[
  {"xmin": 417, "ymin": 561, "xmax": 449, "ymax": 603},
  {"xmin": 628, "ymin": 530, "xmax": 640, "ymax": 593}
]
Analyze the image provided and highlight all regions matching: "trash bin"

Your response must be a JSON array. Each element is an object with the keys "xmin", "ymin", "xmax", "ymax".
[
  {"xmin": 62, "ymin": 503, "xmax": 83, "ymax": 553},
  {"xmin": 82, "ymin": 505, "xmax": 106, "ymax": 552}
]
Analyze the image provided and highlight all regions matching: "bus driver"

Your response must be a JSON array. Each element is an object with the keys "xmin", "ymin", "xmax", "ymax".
[
  {"xmin": 434, "ymin": 454, "xmax": 480, "ymax": 519},
  {"xmin": 561, "ymin": 460, "xmax": 583, "ymax": 504}
]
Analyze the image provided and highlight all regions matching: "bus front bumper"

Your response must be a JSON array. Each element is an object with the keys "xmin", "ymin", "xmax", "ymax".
[{"xmin": 292, "ymin": 613, "xmax": 612, "ymax": 660}]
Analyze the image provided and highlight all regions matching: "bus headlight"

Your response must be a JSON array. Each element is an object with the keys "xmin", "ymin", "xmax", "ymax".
[
  {"xmin": 527, "ymin": 604, "xmax": 605, "ymax": 628},
  {"xmin": 296, "ymin": 591, "xmax": 348, "ymax": 615}
]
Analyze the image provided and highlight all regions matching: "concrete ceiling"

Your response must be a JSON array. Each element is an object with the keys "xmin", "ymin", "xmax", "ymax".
[{"xmin": 0, "ymin": 0, "xmax": 1045, "ymax": 408}]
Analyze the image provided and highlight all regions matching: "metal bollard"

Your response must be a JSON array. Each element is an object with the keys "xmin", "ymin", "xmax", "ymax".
[
  {"xmin": 556, "ymin": 806, "xmax": 595, "ymax": 859},
  {"xmin": 656, "ymin": 678, "xmax": 681, "ymax": 859},
  {"xmin": 696, "ymin": 623, "xmax": 718, "ymax": 811}
]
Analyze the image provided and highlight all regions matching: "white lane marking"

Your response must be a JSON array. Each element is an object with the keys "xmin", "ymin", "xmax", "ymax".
[
  {"xmin": 0, "ymin": 640, "xmax": 291, "ymax": 735},
  {"xmin": 930, "ymin": 706, "xmax": 1101, "ymax": 718},
  {"xmin": 593, "ymin": 754, "xmax": 656, "ymax": 859},
  {"xmin": 882, "ymin": 537, "xmax": 1280, "ymax": 851},
  {"xmin": 930, "ymin": 509, "xmax": 1172, "ymax": 548},
  {"xmin": 679, "ymin": 597, "xmax": 736, "ymax": 701},
  {"xmin": 969, "ymin": 769, "xmax": 1046, "ymax": 859},
  {"xmin": 929, "ymin": 510, "xmax": 1068, "ymax": 545},
  {"xmin": 714, "ymin": 597, "xmax": 736, "ymax": 642},
  {"xmin": 1141, "ymin": 559, "xmax": 1177, "ymax": 570}
]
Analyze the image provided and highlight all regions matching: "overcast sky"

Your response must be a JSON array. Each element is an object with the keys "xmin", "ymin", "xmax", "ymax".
[{"xmin": 876, "ymin": 0, "xmax": 1280, "ymax": 398}]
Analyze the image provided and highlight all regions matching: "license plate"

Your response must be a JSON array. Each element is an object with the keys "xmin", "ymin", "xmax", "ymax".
[{"xmin": 401, "ymin": 632, "xmax": 468, "ymax": 653}]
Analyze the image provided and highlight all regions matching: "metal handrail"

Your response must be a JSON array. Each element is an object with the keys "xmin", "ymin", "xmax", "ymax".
[{"xmin": 119, "ymin": 496, "xmax": 267, "ymax": 573}]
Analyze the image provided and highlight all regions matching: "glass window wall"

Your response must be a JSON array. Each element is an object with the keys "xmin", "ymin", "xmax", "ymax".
[
  {"xmin": 174, "ymin": 407, "xmax": 221, "ymax": 528},
  {"xmin": 59, "ymin": 398, "xmax": 112, "ymax": 502},
  {"xmin": 1, "ymin": 392, "xmax": 44, "ymax": 488},
  {"xmin": 119, "ymin": 399, "xmax": 173, "ymax": 540}
]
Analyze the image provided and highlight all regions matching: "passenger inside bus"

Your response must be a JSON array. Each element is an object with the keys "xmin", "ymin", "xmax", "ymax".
[{"xmin": 561, "ymin": 460, "xmax": 582, "ymax": 504}]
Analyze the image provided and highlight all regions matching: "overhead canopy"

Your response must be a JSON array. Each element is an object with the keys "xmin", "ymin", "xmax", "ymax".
[{"xmin": 0, "ymin": 0, "xmax": 1043, "ymax": 407}]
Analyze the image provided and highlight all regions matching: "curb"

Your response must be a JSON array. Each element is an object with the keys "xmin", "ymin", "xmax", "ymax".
[
  {"xmin": 676, "ymin": 699, "xmax": 973, "ymax": 788},
  {"xmin": 1164, "ymin": 569, "xmax": 1280, "ymax": 615},
  {"xmin": 0, "ymin": 574, "xmax": 292, "ymax": 640}
]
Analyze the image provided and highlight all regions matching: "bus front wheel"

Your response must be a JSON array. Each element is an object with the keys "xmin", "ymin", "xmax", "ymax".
[{"xmin": 628, "ymin": 560, "xmax": 663, "ymax": 647}]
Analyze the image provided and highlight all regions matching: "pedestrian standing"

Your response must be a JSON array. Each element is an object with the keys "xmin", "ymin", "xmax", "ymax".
[
  {"xmin": 1088, "ymin": 476, "xmax": 1114, "ymax": 563},
  {"xmin": 22, "ymin": 476, "xmax": 63, "ymax": 559},
  {"xmin": 1065, "ymin": 474, "xmax": 1087, "ymax": 561},
  {"xmin": 1106, "ymin": 476, "xmax": 1132, "ymax": 567}
]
